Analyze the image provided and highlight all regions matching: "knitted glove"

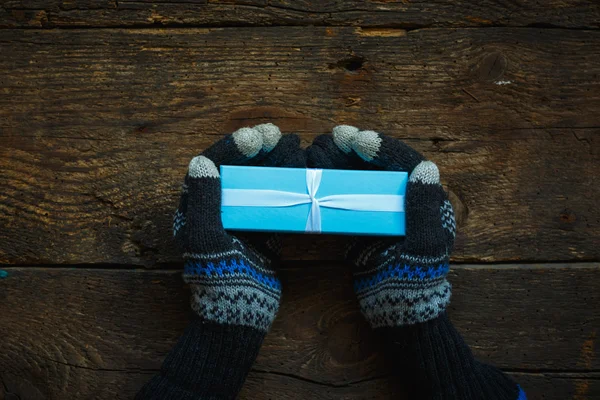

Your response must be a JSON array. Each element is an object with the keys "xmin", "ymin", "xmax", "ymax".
[
  {"xmin": 307, "ymin": 126, "xmax": 525, "ymax": 400},
  {"xmin": 175, "ymin": 124, "xmax": 294, "ymax": 331},
  {"xmin": 309, "ymin": 125, "xmax": 454, "ymax": 326},
  {"xmin": 137, "ymin": 124, "xmax": 305, "ymax": 400}
]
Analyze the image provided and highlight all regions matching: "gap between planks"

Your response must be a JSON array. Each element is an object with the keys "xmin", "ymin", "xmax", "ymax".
[{"xmin": 1, "ymin": 262, "xmax": 598, "ymax": 272}]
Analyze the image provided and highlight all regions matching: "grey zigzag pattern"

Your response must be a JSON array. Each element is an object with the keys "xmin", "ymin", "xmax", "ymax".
[
  {"xmin": 173, "ymin": 209, "xmax": 186, "ymax": 237},
  {"xmin": 440, "ymin": 200, "xmax": 456, "ymax": 237}
]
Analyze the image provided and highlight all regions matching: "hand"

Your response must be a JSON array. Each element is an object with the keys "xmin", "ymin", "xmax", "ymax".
[
  {"xmin": 307, "ymin": 126, "xmax": 456, "ymax": 327},
  {"xmin": 174, "ymin": 124, "xmax": 305, "ymax": 331}
]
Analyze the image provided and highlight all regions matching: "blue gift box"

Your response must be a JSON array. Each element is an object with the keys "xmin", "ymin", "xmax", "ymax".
[{"xmin": 220, "ymin": 166, "xmax": 407, "ymax": 236}]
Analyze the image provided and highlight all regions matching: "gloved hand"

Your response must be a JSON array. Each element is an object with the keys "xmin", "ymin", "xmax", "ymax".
[
  {"xmin": 137, "ymin": 124, "xmax": 306, "ymax": 400},
  {"xmin": 308, "ymin": 126, "xmax": 525, "ymax": 400},
  {"xmin": 307, "ymin": 125, "xmax": 456, "ymax": 327},
  {"xmin": 174, "ymin": 123, "xmax": 305, "ymax": 331}
]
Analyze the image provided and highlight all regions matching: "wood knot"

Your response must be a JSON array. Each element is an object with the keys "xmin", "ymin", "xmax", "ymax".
[
  {"xmin": 329, "ymin": 56, "xmax": 366, "ymax": 73},
  {"xmin": 326, "ymin": 312, "xmax": 378, "ymax": 363},
  {"xmin": 559, "ymin": 209, "xmax": 577, "ymax": 231},
  {"xmin": 476, "ymin": 52, "xmax": 507, "ymax": 81},
  {"xmin": 559, "ymin": 211, "xmax": 576, "ymax": 223}
]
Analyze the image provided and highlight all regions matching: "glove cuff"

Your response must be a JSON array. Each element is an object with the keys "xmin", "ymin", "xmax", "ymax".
[
  {"xmin": 375, "ymin": 312, "xmax": 524, "ymax": 399},
  {"xmin": 353, "ymin": 254, "xmax": 451, "ymax": 328},
  {"xmin": 135, "ymin": 318, "xmax": 266, "ymax": 400},
  {"xmin": 183, "ymin": 252, "xmax": 281, "ymax": 332}
]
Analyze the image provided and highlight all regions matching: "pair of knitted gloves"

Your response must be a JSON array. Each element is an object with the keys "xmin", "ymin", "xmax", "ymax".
[{"xmin": 136, "ymin": 124, "xmax": 526, "ymax": 400}]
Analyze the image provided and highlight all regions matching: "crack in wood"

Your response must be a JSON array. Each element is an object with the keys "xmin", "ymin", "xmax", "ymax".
[
  {"xmin": 0, "ymin": 374, "xmax": 21, "ymax": 400},
  {"xmin": 251, "ymin": 369, "xmax": 388, "ymax": 388},
  {"xmin": 33, "ymin": 352, "xmax": 159, "ymax": 374}
]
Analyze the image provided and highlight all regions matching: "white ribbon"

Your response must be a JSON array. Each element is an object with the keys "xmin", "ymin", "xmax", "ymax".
[{"xmin": 222, "ymin": 169, "xmax": 404, "ymax": 233}]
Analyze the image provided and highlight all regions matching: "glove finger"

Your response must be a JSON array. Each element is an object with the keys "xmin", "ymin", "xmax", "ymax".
[
  {"xmin": 249, "ymin": 123, "xmax": 285, "ymax": 163},
  {"xmin": 240, "ymin": 131, "xmax": 302, "ymax": 264},
  {"xmin": 247, "ymin": 133, "xmax": 304, "ymax": 261},
  {"xmin": 255, "ymin": 133, "xmax": 306, "ymax": 168},
  {"xmin": 306, "ymin": 132, "xmax": 367, "ymax": 169},
  {"xmin": 345, "ymin": 128, "xmax": 425, "ymax": 173},
  {"xmin": 202, "ymin": 126, "xmax": 269, "ymax": 166},
  {"xmin": 400, "ymin": 161, "xmax": 455, "ymax": 258},
  {"xmin": 184, "ymin": 155, "xmax": 231, "ymax": 254}
]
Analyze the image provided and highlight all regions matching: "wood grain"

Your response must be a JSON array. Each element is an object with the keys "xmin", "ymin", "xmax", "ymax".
[
  {"xmin": 1, "ymin": 2, "xmax": 598, "ymax": 400},
  {"xmin": 1, "ymin": 27, "xmax": 598, "ymax": 266},
  {"xmin": 0, "ymin": 264, "xmax": 598, "ymax": 399},
  {"xmin": 1, "ymin": 0, "xmax": 599, "ymax": 29},
  {"xmin": 4, "ymin": 370, "xmax": 599, "ymax": 400}
]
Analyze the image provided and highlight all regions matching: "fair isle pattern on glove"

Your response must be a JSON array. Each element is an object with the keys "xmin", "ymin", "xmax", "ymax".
[
  {"xmin": 183, "ymin": 233, "xmax": 281, "ymax": 332},
  {"xmin": 353, "ymin": 250, "xmax": 451, "ymax": 327}
]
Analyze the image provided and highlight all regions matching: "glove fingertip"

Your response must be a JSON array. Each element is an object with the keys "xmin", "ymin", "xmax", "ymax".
[
  {"xmin": 409, "ymin": 161, "xmax": 440, "ymax": 185},
  {"xmin": 254, "ymin": 123, "xmax": 282, "ymax": 152},
  {"xmin": 352, "ymin": 130, "xmax": 382, "ymax": 162},
  {"xmin": 232, "ymin": 127, "xmax": 263, "ymax": 158},
  {"xmin": 332, "ymin": 125, "xmax": 360, "ymax": 154},
  {"xmin": 189, "ymin": 155, "xmax": 220, "ymax": 179}
]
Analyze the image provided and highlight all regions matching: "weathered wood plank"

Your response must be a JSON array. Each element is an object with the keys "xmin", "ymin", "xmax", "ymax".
[
  {"xmin": 1, "ymin": 27, "xmax": 598, "ymax": 265},
  {"xmin": 1, "ymin": 0, "xmax": 599, "ymax": 29},
  {"xmin": 4, "ymin": 370, "xmax": 598, "ymax": 400},
  {"xmin": 0, "ymin": 264, "xmax": 598, "ymax": 399}
]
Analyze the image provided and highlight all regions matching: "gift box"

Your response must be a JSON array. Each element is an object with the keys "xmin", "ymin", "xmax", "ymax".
[{"xmin": 220, "ymin": 166, "xmax": 407, "ymax": 236}]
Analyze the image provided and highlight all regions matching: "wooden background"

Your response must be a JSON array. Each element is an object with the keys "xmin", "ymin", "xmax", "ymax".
[{"xmin": 1, "ymin": 1, "xmax": 599, "ymax": 399}]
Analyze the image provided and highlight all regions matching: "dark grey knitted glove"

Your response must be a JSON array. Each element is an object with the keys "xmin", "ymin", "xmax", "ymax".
[
  {"xmin": 307, "ymin": 126, "xmax": 525, "ymax": 400},
  {"xmin": 308, "ymin": 125, "xmax": 456, "ymax": 327},
  {"xmin": 174, "ymin": 124, "xmax": 285, "ymax": 331},
  {"xmin": 137, "ymin": 124, "xmax": 305, "ymax": 400}
]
